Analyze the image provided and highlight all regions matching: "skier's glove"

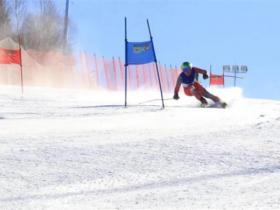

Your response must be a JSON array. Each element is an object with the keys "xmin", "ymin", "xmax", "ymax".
[
  {"xmin": 203, "ymin": 73, "xmax": 209, "ymax": 80},
  {"xmin": 173, "ymin": 93, "xmax": 179, "ymax": 100}
]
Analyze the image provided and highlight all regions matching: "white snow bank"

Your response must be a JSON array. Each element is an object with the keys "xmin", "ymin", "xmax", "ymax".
[{"xmin": 0, "ymin": 85, "xmax": 280, "ymax": 210}]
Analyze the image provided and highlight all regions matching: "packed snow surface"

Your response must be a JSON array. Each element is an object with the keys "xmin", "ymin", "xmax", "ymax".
[{"xmin": 0, "ymin": 86, "xmax": 280, "ymax": 210}]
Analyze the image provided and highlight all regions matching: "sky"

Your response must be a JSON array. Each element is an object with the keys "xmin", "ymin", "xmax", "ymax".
[{"xmin": 54, "ymin": 0, "xmax": 280, "ymax": 100}]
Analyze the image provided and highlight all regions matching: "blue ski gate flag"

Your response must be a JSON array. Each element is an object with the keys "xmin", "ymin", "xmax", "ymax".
[
  {"xmin": 124, "ymin": 18, "xmax": 164, "ymax": 108},
  {"xmin": 126, "ymin": 41, "xmax": 155, "ymax": 65}
]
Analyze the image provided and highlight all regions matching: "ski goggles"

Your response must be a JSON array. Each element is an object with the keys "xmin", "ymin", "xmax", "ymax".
[{"xmin": 182, "ymin": 66, "xmax": 192, "ymax": 73}]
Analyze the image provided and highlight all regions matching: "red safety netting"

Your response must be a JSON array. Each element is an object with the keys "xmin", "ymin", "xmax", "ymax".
[
  {"xmin": 0, "ymin": 38, "xmax": 180, "ymax": 92},
  {"xmin": 78, "ymin": 51, "xmax": 180, "ymax": 92},
  {"xmin": 210, "ymin": 73, "xmax": 224, "ymax": 86}
]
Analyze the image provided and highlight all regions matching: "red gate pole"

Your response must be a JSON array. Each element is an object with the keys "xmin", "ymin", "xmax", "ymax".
[
  {"xmin": 103, "ymin": 56, "xmax": 110, "ymax": 90},
  {"xmin": 112, "ymin": 57, "xmax": 117, "ymax": 90},
  {"xmin": 209, "ymin": 65, "xmax": 212, "ymax": 88},
  {"xmin": 94, "ymin": 54, "xmax": 99, "ymax": 88},
  {"xmin": 18, "ymin": 36, "xmax": 24, "ymax": 95},
  {"xmin": 118, "ymin": 57, "xmax": 124, "ymax": 85}
]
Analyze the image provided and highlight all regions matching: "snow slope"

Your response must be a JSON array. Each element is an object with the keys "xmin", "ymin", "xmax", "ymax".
[{"xmin": 0, "ymin": 86, "xmax": 280, "ymax": 210}]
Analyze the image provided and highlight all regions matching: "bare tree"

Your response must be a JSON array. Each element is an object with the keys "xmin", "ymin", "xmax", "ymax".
[
  {"xmin": 0, "ymin": 0, "xmax": 12, "ymax": 40},
  {"xmin": 21, "ymin": 0, "xmax": 70, "ymax": 52},
  {"xmin": 10, "ymin": 0, "xmax": 27, "ymax": 36}
]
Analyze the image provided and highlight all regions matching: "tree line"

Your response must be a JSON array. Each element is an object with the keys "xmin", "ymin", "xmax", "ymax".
[{"xmin": 0, "ymin": 0, "xmax": 73, "ymax": 52}]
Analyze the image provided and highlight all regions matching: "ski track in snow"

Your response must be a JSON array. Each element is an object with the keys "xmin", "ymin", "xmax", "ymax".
[{"xmin": 0, "ymin": 86, "xmax": 280, "ymax": 210}]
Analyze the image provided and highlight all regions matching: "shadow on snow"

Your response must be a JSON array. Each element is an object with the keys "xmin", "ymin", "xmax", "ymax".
[{"xmin": 2, "ymin": 165, "xmax": 280, "ymax": 203}]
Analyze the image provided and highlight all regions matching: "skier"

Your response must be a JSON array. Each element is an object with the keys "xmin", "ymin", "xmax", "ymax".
[{"xmin": 173, "ymin": 61, "xmax": 226, "ymax": 108}]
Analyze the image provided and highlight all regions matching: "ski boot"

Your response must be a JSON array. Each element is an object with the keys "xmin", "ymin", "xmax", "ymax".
[
  {"xmin": 200, "ymin": 97, "xmax": 208, "ymax": 108},
  {"xmin": 215, "ymin": 101, "xmax": 227, "ymax": 108}
]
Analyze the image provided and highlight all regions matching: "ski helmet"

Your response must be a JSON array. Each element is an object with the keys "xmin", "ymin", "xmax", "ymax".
[{"xmin": 181, "ymin": 61, "xmax": 192, "ymax": 73}]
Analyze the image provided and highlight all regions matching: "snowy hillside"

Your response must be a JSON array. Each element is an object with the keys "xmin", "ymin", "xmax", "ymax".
[{"xmin": 0, "ymin": 86, "xmax": 280, "ymax": 210}]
